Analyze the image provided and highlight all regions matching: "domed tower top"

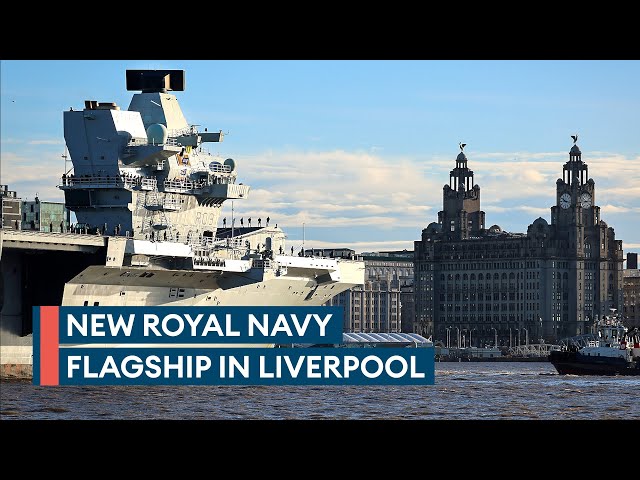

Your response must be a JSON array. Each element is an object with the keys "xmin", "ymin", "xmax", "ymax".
[
  {"xmin": 456, "ymin": 142, "xmax": 468, "ymax": 163},
  {"xmin": 561, "ymin": 134, "xmax": 589, "ymax": 188},
  {"xmin": 569, "ymin": 134, "xmax": 582, "ymax": 160},
  {"xmin": 449, "ymin": 142, "xmax": 473, "ymax": 190},
  {"xmin": 439, "ymin": 141, "xmax": 485, "ymax": 239}
]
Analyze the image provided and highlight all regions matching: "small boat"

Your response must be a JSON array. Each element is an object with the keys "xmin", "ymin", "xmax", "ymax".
[{"xmin": 549, "ymin": 309, "xmax": 640, "ymax": 376}]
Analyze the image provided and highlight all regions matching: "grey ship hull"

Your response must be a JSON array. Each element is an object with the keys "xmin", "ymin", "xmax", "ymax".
[
  {"xmin": 61, "ymin": 255, "xmax": 364, "ymax": 349},
  {"xmin": 62, "ymin": 260, "xmax": 364, "ymax": 307}
]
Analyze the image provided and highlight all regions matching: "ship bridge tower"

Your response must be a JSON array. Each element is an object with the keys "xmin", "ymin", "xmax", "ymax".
[{"xmin": 438, "ymin": 143, "xmax": 485, "ymax": 240}]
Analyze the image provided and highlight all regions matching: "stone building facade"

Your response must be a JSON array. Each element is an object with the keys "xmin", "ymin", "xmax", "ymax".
[
  {"xmin": 623, "ymin": 267, "xmax": 639, "ymax": 328},
  {"xmin": 325, "ymin": 251, "xmax": 413, "ymax": 333},
  {"xmin": 413, "ymin": 140, "xmax": 624, "ymax": 346}
]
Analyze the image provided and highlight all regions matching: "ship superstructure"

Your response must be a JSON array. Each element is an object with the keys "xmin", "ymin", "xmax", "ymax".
[
  {"xmin": 56, "ymin": 69, "xmax": 364, "ymax": 309},
  {"xmin": 60, "ymin": 69, "xmax": 245, "ymax": 247}
]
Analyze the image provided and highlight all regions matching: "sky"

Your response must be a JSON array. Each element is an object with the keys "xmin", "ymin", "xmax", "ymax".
[{"xmin": 1, "ymin": 60, "xmax": 639, "ymax": 257}]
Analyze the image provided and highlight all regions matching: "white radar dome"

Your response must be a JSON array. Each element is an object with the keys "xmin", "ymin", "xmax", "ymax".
[{"xmin": 146, "ymin": 123, "xmax": 168, "ymax": 145}]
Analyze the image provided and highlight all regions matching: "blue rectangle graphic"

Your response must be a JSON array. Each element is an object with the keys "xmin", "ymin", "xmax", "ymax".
[
  {"xmin": 59, "ymin": 306, "xmax": 343, "ymax": 344},
  {"xmin": 58, "ymin": 347, "xmax": 435, "ymax": 385}
]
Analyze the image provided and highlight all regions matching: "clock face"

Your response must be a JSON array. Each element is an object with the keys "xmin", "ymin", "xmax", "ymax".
[
  {"xmin": 580, "ymin": 193, "xmax": 592, "ymax": 208},
  {"xmin": 559, "ymin": 193, "xmax": 571, "ymax": 209}
]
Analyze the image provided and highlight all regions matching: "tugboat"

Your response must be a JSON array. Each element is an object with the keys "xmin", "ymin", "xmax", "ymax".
[{"xmin": 549, "ymin": 309, "xmax": 640, "ymax": 376}]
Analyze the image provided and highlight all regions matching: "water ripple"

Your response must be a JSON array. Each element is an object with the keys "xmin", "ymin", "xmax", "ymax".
[{"xmin": 2, "ymin": 362, "xmax": 639, "ymax": 420}]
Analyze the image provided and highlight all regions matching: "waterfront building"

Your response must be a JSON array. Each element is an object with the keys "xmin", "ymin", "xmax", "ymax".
[
  {"xmin": 325, "ymin": 250, "xmax": 414, "ymax": 333},
  {"xmin": 400, "ymin": 283, "xmax": 415, "ymax": 333},
  {"xmin": 1, "ymin": 185, "xmax": 21, "ymax": 230},
  {"xmin": 413, "ymin": 140, "xmax": 624, "ymax": 346},
  {"xmin": 623, "ymin": 258, "xmax": 639, "ymax": 328},
  {"xmin": 21, "ymin": 197, "xmax": 71, "ymax": 232}
]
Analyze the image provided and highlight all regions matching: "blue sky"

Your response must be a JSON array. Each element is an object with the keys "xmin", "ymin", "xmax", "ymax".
[{"xmin": 1, "ymin": 60, "xmax": 639, "ymax": 256}]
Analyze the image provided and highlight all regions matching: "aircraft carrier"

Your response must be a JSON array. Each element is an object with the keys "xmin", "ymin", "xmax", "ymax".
[{"xmin": 0, "ymin": 69, "xmax": 364, "ymax": 376}]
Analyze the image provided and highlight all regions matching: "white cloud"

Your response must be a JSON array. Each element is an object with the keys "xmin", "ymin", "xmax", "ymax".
[
  {"xmin": 1, "ymin": 152, "xmax": 61, "ymax": 182},
  {"xmin": 599, "ymin": 205, "xmax": 640, "ymax": 214},
  {"xmin": 1, "ymin": 145, "xmax": 638, "ymax": 251}
]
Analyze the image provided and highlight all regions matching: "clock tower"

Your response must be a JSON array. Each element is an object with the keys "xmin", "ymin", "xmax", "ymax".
[
  {"xmin": 438, "ymin": 143, "xmax": 485, "ymax": 240},
  {"xmin": 549, "ymin": 135, "xmax": 623, "ymax": 335},
  {"xmin": 552, "ymin": 135, "xmax": 599, "ymax": 230}
]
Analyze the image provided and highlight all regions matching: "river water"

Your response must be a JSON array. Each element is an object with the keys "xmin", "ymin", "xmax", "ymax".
[{"xmin": 2, "ymin": 362, "xmax": 638, "ymax": 420}]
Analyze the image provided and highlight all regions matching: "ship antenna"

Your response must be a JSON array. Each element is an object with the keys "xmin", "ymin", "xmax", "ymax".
[{"xmin": 62, "ymin": 145, "xmax": 72, "ymax": 175}]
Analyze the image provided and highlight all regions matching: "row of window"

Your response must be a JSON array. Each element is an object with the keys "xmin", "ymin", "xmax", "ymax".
[
  {"xmin": 438, "ymin": 283, "xmax": 520, "ymax": 291},
  {"xmin": 417, "ymin": 262, "xmax": 618, "ymax": 275},
  {"xmin": 439, "ymin": 314, "xmax": 523, "ymax": 322},
  {"xmin": 351, "ymin": 323, "xmax": 400, "ymax": 330},
  {"xmin": 439, "ymin": 303, "xmax": 530, "ymax": 312},
  {"xmin": 440, "ymin": 293, "xmax": 520, "ymax": 301},
  {"xmin": 366, "ymin": 268, "xmax": 413, "ymax": 277}
]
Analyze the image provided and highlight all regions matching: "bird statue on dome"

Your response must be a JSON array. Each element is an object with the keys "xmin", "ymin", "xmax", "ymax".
[
  {"xmin": 571, "ymin": 135, "xmax": 578, "ymax": 144},
  {"xmin": 459, "ymin": 142, "xmax": 466, "ymax": 151}
]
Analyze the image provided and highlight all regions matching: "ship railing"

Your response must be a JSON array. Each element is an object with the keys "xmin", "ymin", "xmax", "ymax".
[
  {"xmin": 199, "ymin": 236, "xmax": 217, "ymax": 247},
  {"xmin": 146, "ymin": 198, "xmax": 181, "ymax": 211},
  {"xmin": 207, "ymin": 164, "xmax": 232, "ymax": 174},
  {"xmin": 162, "ymin": 199, "xmax": 181, "ymax": 210},
  {"xmin": 140, "ymin": 177, "xmax": 158, "ymax": 191},
  {"xmin": 197, "ymin": 236, "xmax": 251, "ymax": 252},
  {"xmin": 124, "ymin": 137, "xmax": 180, "ymax": 151},
  {"xmin": 190, "ymin": 240, "xmax": 246, "ymax": 261},
  {"xmin": 209, "ymin": 236, "xmax": 247, "ymax": 249},
  {"xmin": 187, "ymin": 236, "xmax": 216, "ymax": 249},
  {"xmin": 59, "ymin": 174, "xmax": 160, "ymax": 191},
  {"xmin": 206, "ymin": 175, "xmax": 237, "ymax": 185},
  {"xmin": 163, "ymin": 179, "xmax": 206, "ymax": 194},
  {"xmin": 167, "ymin": 125, "xmax": 198, "ymax": 138},
  {"xmin": 559, "ymin": 333, "xmax": 598, "ymax": 348},
  {"xmin": 60, "ymin": 175, "xmax": 124, "ymax": 189},
  {"xmin": 252, "ymin": 258, "xmax": 271, "ymax": 269},
  {"xmin": 193, "ymin": 256, "xmax": 227, "ymax": 268}
]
